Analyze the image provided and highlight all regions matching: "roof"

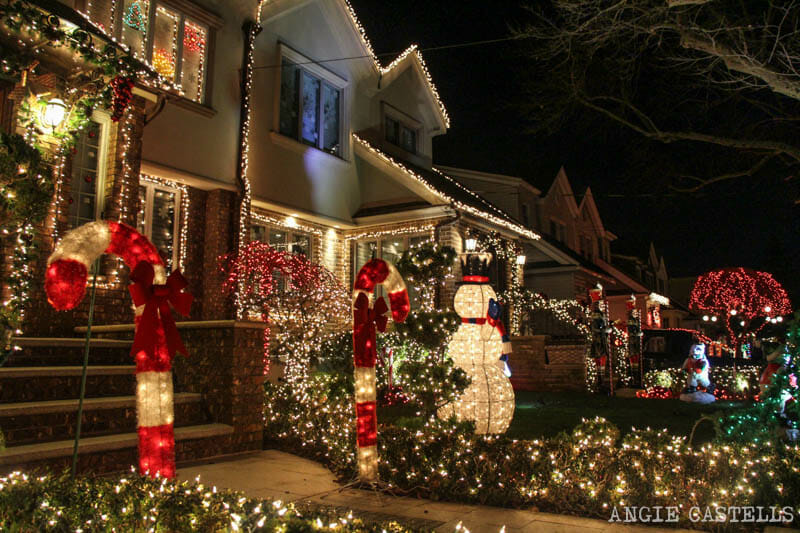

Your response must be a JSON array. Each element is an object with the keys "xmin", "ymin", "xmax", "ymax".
[
  {"xmin": 353, "ymin": 135, "xmax": 538, "ymax": 240},
  {"xmin": 258, "ymin": 0, "xmax": 449, "ymax": 129}
]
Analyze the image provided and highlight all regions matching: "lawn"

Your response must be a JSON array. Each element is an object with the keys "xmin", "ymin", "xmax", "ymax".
[{"xmin": 507, "ymin": 390, "xmax": 746, "ymax": 444}]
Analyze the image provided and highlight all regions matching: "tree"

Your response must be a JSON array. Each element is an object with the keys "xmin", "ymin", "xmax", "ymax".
[
  {"xmin": 689, "ymin": 268, "xmax": 791, "ymax": 367},
  {"xmin": 221, "ymin": 242, "xmax": 350, "ymax": 383},
  {"xmin": 514, "ymin": 0, "xmax": 800, "ymax": 194}
]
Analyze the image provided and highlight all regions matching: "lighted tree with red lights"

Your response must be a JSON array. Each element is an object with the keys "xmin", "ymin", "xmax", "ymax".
[
  {"xmin": 689, "ymin": 268, "xmax": 791, "ymax": 368},
  {"xmin": 222, "ymin": 242, "xmax": 350, "ymax": 382}
]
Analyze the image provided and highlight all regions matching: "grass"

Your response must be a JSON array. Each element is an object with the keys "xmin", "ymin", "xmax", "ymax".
[{"xmin": 507, "ymin": 391, "xmax": 746, "ymax": 444}]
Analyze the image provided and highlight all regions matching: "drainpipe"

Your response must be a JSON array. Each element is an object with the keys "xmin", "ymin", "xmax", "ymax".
[{"xmin": 235, "ymin": 20, "xmax": 263, "ymax": 253}]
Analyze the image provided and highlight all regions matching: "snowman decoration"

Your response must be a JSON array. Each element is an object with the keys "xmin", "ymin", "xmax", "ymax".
[
  {"xmin": 679, "ymin": 343, "xmax": 716, "ymax": 403},
  {"xmin": 438, "ymin": 250, "xmax": 515, "ymax": 434}
]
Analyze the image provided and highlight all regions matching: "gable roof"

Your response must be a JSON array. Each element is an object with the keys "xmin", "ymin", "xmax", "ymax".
[
  {"xmin": 545, "ymin": 167, "xmax": 580, "ymax": 218},
  {"xmin": 353, "ymin": 136, "xmax": 538, "ymax": 239},
  {"xmin": 260, "ymin": 0, "xmax": 449, "ymax": 129}
]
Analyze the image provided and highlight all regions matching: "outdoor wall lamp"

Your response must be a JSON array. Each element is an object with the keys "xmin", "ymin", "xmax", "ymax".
[
  {"xmin": 41, "ymin": 97, "xmax": 67, "ymax": 130},
  {"xmin": 515, "ymin": 254, "xmax": 526, "ymax": 265},
  {"xmin": 465, "ymin": 237, "xmax": 477, "ymax": 252}
]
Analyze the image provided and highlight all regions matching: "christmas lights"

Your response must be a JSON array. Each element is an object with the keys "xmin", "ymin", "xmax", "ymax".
[
  {"xmin": 44, "ymin": 221, "xmax": 192, "ymax": 478},
  {"xmin": 140, "ymin": 173, "xmax": 189, "ymax": 271}
]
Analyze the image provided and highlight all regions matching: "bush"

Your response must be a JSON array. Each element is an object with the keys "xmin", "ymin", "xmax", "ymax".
[
  {"xmin": 0, "ymin": 470, "xmax": 420, "ymax": 532},
  {"xmin": 265, "ymin": 373, "xmax": 800, "ymax": 528}
]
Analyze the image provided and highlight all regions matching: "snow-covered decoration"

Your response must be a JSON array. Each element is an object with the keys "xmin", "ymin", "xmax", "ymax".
[
  {"xmin": 680, "ymin": 343, "xmax": 715, "ymax": 404},
  {"xmin": 439, "ymin": 252, "xmax": 515, "ymax": 434},
  {"xmin": 45, "ymin": 221, "xmax": 192, "ymax": 478},
  {"xmin": 352, "ymin": 258, "xmax": 409, "ymax": 482}
]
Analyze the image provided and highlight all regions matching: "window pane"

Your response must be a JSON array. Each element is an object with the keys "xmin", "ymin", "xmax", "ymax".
[
  {"xmin": 381, "ymin": 239, "xmax": 405, "ymax": 265},
  {"xmin": 269, "ymin": 229, "xmax": 287, "ymax": 249},
  {"xmin": 151, "ymin": 188, "xmax": 177, "ymax": 270},
  {"xmin": 301, "ymin": 72, "xmax": 320, "ymax": 146},
  {"xmin": 385, "ymin": 116, "xmax": 398, "ymax": 145},
  {"xmin": 321, "ymin": 84, "xmax": 340, "ymax": 156},
  {"xmin": 87, "ymin": 0, "xmax": 113, "ymax": 33},
  {"xmin": 291, "ymin": 234, "xmax": 310, "ymax": 258},
  {"xmin": 279, "ymin": 60, "xmax": 299, "ymax": 139},
  {"xmin": 401, "ymin": 126, "xmax": 416, "ymax": 153},
  {"xmin": 68, "ymin": 121, "xmax": 102, "ymax": 229},
  {"xmin": 121, "ymin": 0, "xmax": 148, "ymax": 58},
  {"xmin": 180, "ymin": 20, "xmax": 207, "ymax": 102},
  {"xmin": 355, "ymin": 241, "xmax": 377, "ymax": 281},
  {"xmin": 250, "ymin": 224, "xmax": 267, "ymax": 242},
  {"xmin": 152, "ymin": 5, "xmax": 179, "ymax": 82}
]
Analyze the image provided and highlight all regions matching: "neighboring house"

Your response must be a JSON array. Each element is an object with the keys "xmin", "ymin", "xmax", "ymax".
[{"xmin": 444, "ymin": 165, "xmax": 672, "ymax": 325}]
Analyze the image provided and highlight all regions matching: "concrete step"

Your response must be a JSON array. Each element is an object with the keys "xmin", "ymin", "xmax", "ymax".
[
  {"xmin": 0, "ymin": 423, "xmax": 235, "ymax": 475},
  {"xmin": 7, "ymin": 337, "xmax": 133, "ymax": 366},
  {"xmin": 0, "ymin": 366, "xmax": 136, "ymax": 403},
  {"xmin": 0, "ymin": 393, "xmax": 208, "ymax": 447}
]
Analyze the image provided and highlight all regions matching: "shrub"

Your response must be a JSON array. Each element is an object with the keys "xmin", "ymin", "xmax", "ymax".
[{"xmin": 0, "ymin": 470, "xmax": 419, "ymax": 532}]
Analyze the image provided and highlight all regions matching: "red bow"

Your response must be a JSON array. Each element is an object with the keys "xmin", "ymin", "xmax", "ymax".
[
  {"xmin": 353, "ymin": 292, "xmax": 388, "ymax": 367},
  {"xmin": 129, "ymin": 262, "xmax": 193, "ymax": 362}
]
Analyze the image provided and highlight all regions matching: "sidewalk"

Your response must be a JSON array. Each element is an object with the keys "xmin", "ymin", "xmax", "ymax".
[{"xmin": 178, "ymin": 450, "xmax": 694, "ymax": 533}]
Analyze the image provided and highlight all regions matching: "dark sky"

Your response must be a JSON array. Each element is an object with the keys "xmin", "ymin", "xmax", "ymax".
[{"xmin": 348, "ymin": 1, "xmax": 800, "ymax": 301}]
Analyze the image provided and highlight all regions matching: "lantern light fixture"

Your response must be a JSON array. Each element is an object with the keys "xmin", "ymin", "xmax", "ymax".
[
  {"xmin": 465, "ymin": 237, "xmax": 477, "ymax": 252},
  {"xmin": 41, "ymin": 97, "xmax": 68, "ymax": 130},
  {"xmin": 515, "ymin": 254, "xmax": 526, "ymax": 265}
]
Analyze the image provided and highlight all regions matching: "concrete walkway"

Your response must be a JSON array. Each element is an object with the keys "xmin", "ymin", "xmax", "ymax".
[{"xmin": 178, "ymin": 450, "xmax": 698, "ymax": 533}]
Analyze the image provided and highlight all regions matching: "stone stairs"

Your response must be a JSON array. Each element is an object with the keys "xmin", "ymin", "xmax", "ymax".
[{"xmin": 0, "ymin": 337, "xmax": 234, "ymax": 475}]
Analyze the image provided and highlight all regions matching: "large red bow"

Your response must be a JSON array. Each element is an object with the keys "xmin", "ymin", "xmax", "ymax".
[
  {"xmin": 129, "ymin": 261, "xmax": 193, "ymax": 362},
  {"xmin": 353, "ymin": 292, "xmax": 388, "ymax": 367}
]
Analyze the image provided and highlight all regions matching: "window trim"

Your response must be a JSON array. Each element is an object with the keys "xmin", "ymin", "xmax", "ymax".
[
  {"xmin": 250, "ymin": 222, "xmax": 314, "ymax": 260},
  {"xmin": 274, "ymin": 43, "xmax": 349, "ymax": 160},
  {"xmin": 351, "ymin": 233, "xmax": 431, "ymax": 286},
  {"xmin": 138, "ymin": 180, "xmax": 182, "ymax": 269}
]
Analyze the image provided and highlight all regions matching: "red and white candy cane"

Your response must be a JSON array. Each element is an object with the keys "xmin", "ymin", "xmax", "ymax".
[
  {"xmin": 352, "ymin": 258, "xmax": 409, "ymax": 482},
  {"xmin": 45, "ymin": 220, "xmax": 192, "ymax": 479}
]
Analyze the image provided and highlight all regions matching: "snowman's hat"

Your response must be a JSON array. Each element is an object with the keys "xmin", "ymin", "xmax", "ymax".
[{"xmin": 459, "ymin": 252, "xmax": 492, "ymax": 284}]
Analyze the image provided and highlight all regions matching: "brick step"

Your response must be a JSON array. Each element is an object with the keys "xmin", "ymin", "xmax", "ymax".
[
  {"xmin": 0, "ymin": 393, "xmax": 208, "ymax": 447},
  {"xmin": 0, "ymin": 366, "xmax": 136, "ymax": 403},
  {"xmin": 7, "ymin": 338, "xmax": 133, "ymax": 366},
  {"xmin": 0, "ymin": 423, "xmax": 235, "ymax": 476}
]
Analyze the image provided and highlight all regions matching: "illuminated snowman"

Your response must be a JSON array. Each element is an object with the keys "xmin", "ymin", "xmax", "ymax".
[{"xmin": 438, "ymin": 252, "xmax": 515, "ymax": 434}]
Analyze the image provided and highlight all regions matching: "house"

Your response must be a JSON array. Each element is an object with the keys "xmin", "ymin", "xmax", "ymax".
[
  {"xmin": 443, "ymin": 165, "xmax": 673, "ymax": 326},
  {"xmin": 0, "ymin": 0, "xmax": 544, "ymax": 473}
]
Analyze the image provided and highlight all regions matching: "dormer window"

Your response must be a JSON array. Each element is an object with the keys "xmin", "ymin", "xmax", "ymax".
[
  {"xmin": 385, "ymin": 116, "xmax": 417, "ymax": 154},
  {"xmin": 277, "ymin": 46, "xmax": 347, "ymax": 159}
]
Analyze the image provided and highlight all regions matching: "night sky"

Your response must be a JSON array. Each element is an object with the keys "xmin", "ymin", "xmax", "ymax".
[{"xmin": 348, "ymin": 1, "xmax": 800, "ymax": 301}]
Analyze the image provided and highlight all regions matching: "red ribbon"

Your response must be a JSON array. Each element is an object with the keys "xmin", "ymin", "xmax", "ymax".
[
  {"xmin": 129, "ymin": 261, "xmax": 193, "ymax": 362},
  {"xmin": 353, "ymin": 292, "xmax": 388, "ymax": 367}
]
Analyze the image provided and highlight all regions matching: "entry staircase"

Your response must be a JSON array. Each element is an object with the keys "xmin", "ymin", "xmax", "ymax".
[{"xmin": 0, "ymin": 336, "xmax": 232, "ymax": 475}]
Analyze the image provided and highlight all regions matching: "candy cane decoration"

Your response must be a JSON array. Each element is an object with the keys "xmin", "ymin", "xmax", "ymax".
[
  {"xmin": 352, "ymin": 259, "xmax": 409, "ymax": 482},
  {"xmin": 45, "ymin": 221, "xmax": 192, "ymax": 478}
]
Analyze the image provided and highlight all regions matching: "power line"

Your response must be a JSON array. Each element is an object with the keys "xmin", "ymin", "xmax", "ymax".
[{"xmin": 251, "ymin": 35, "xmax": 527, "ymax": 71}]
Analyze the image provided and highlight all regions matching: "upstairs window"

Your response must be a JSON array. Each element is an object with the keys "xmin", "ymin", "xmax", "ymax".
[
  {"xmin": 82, "ymin": 0, "xmax": 210, "ymax": 103},
  {"xmin": 385, "ymin": 116, "xmax": 417, "ymax": 154},
  {"xmin": 279, "ymin": 57, "xmax": 343, "ymax": 158}
]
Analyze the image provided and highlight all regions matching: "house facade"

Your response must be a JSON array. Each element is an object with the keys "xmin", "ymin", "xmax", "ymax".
[{"xmin": 0, "ymin": 0, "xmax": 546, "ymax": 472}]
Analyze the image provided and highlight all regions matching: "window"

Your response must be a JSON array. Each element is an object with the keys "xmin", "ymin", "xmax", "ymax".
[
  {"xmin": 251, "ymin": 224, "xmax": 312, "ymax": 259},
  {"xmin": 67, "ymin": 117, "xmax": 109, "ymax": 229},
  {"xmin": 279, "ymin": 59, "xmax": 342, "ymax": 157},
  {"xmin": 88, "ymin": 0, "xmax": 209, "ymax": 102},
  {"xmin": 385, "ymin": 116, "xmax": 417, "ymax": 154},
  {"xmin": 521, "ymin": 204, "xmax": 530, "ymax": 227},
  {"xmin": 353, "ymin": 235, "xmax": 430, "ymax": 306},
  {"xmin": 137, "ymin": 181, "xmax": 181, "ymax": 270}
]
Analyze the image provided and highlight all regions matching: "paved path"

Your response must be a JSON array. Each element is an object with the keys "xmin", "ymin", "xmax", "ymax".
[{"xmin": 178, "ymin": 450, "xmax": 703, "ymax": 532}]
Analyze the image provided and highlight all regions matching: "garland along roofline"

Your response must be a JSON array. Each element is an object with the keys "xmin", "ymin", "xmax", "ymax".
[{"xmin": 0, "ymin": 0, "xmax": 170, "ymax": 362}]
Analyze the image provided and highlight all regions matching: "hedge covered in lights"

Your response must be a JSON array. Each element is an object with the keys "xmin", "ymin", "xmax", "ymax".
[
  {"xmin": 264, "ymin": 377, "xmax": 800, "ymax": 526},
  {"xmin": 642, "ymin": 366, "xmax": 763, "ymax": 400},
  {"xmin": 0, "ymin": 471, "xmax": 420, "ymax": 532}
]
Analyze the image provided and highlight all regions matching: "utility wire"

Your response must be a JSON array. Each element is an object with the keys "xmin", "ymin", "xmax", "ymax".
[{"xmin": 251, "ymin": 35, "xmax": 527, "ymax": 71}]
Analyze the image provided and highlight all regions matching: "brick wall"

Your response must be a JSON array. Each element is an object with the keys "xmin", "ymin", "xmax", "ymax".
[
  {"xmin": 172, "ymin": 321, "xmax": 267, "ymax": 454},
  {"xmin": 200, "ymin": 189, "xmax": 236, "ymax": 320},
  {"xmin": 510, "ymin": 336, "xmax": 586, "ymax": 392}
]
